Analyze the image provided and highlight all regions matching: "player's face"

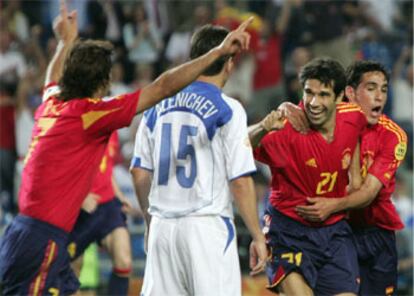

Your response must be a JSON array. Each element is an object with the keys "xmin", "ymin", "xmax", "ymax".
[
  {"xmin": 353, "ymin": 71, "xmax": 388, "ymax": 125},
  {"xmin": 303, "ymin": 79, "xmax": 338, "ymax": 129}
]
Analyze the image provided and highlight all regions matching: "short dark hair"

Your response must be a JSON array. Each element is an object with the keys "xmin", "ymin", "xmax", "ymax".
[
  {"xmin": 59, "ymin": 40, "xmax": 114, "ymax": 101},
  {"xmin": 346, "ymin": 60, "xmax": 390, "ymax": 89},
  {"xmin": 190, "ymin": 25, "xmax": 230, "ymax": 76},
  {"xmin": 299, "ymin": 57, "xmax": 346, "ymax": 97}
]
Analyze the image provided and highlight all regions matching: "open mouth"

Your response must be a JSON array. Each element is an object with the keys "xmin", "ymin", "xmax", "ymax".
[
  {"xmin": 372, "ymin": 106, "xmax": 381, "ymax": 112},
  {"xmin": 370, "ymin": 106, "xmax": 382, "ymax": 118}
]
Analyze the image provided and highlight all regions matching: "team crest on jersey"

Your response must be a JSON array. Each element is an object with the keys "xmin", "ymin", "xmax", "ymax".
[
  {"xmin": 341, "ymin": 148, "xmax": 352, "ymax": 169},
  {"xmin": 361, "ymin": 151, "xmax": 374, "ymax": 179},
  {"xmin": 394, "ymin": 142, "xmax": 407, "ymax": 161}
]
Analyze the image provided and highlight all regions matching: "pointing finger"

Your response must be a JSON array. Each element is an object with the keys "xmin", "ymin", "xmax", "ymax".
[{"xmin": 236, "ymin": 16, "xmax": 254, "ymax": 32}]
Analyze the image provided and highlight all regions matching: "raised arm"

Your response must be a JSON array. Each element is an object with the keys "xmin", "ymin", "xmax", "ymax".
[
  {"xmin": 230, "ymin": 176, "xmax": 267, "ymax": 276},
  {"xmin": 136, "ymin": 17, "xmax": 253, "ymax": 113},
  {"xmin": 44, "ymin": 0, "xmax": 78, "ymax": 89}
]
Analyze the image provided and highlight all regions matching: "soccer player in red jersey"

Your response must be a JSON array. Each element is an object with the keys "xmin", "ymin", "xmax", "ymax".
[
  {"xmin": 0, "ymin": 0, "xmax": 254, "ymax": 293},
  {"xmin": 68, "ymin": 131, "xmax": 133, "ymax": 295},
  {"xmin": 296, "ymin": 60, "xmax": 407, "ymax": 296},
  {"xmin": 249, "ymin": 58, "xmax": 366, "ymax": 295}
]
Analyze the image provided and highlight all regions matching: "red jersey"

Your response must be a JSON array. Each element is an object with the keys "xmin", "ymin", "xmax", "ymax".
[
  {"xmin": 254, "ymin": 103, "xmax": 367, "ymax": 226},
  {"xmin": 0, "ymin": 105, "xmax": 15, "ymax": 149},
  {"xmin": 90, "ymin": 131, "xmax": 119, "ymax": 204},
  {"xmin": 349, "ymin": 115, "xmax": 407, "ymax": 230},
  {"xmin": 19, "ymin": 83, "xmax": 140, "ymax": 232}
]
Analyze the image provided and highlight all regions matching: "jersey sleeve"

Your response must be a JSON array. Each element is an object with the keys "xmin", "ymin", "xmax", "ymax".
[
  {"xmin": 254, "ymin": 129, "xmax": 287, "ymax": 168},
  {"xmin": 131, "ymin": 113, "xmax": 154, "ymax": 171},
  {"xmin": 221, "ymin": 101, "xmax": 256, "ymax": 180},
  {"xmin": 368, "ymin": 126, "xmax": 407, "ymax": 187},
  {"xmin": 42, "ymin": 82, "xmax": 61, "ymax": 102},
  {"xmin": 81, "ymin": 90, "xmax": 141, "ymax": 135}
]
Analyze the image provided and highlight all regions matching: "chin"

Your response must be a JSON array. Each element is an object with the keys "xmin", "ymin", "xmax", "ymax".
[{"xmin": 368, "ymin": 117, "xmax": 379, "ymax": 125}]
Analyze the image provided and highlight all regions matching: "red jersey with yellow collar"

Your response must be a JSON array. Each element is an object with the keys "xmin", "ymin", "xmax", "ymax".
[
  {"xmin": 91, "ymin": 131, "xmax": 119, "ymax": 204},
  {"xmin": 254, "ymin": 103, "xmax": 367, "ymax": 226},
  {"xmin": 349, "ymin": 115, "xmax": 407, "ymax": 230},
  {"xmin": 19, "ymin": 83, "xmax": 140, "ymax": 232}
]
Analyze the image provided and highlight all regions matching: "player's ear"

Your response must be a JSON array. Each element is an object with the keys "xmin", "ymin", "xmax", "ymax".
[
  {"xmin": 345, "ymin": 86, "xmax": 356, "ymax": 103},
  {"xmin": 225, "ymin": 57, "xmax": 234, "ymax": 74}
]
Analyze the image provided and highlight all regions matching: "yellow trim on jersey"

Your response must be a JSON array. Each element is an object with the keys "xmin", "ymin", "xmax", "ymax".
[
  {"xmin": 337, "ymin": 103, "xmax": 360, "ymax": 109},
  {"xmin": 338, "ymin": 108, "xmax": 364, "ymax": 114},
  {"xmin": 378, "ymin": 118, "xmax": 407, "ymax": 142},
  {"xmin": 81, "ymin": 108, "xmax": 121, "ymax": 129}
]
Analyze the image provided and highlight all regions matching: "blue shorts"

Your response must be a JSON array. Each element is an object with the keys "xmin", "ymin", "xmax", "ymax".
[
  {"xmin": 264, "ymin": 207, "xmax": 360, "ymax": 295},
  {"xmin": 353, "ymin": 227, "xmax": 398, "ymax": 296},
  {"xmin": 0, "ymin": 215, "xmax": 79, "ymax": 295},
  {"xmin": 67, "ymin": 198, "xmax": 127, "ymax": 260}
]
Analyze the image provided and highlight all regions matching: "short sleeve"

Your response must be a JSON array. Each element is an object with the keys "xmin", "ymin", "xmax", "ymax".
[
  {"xmin": 368, "ymin": 127, "xmax": 407, "ymax": 187},
  {"xmin": 81, "ymin": 90, "xmax": 140, "ymax": 135},
  {"xmin": 131, "ymin": 114, "xmax": 154, "ymax": 171},
  {"xmin": 254, "ymin": 129, "xmax": 287, "ymax": 168},
  {"xmin": 221, "ymin": 101, "xmax": 256, "ymax": 180},
  {"xmin": 42, "ymin": 83, "xmax": 60, "ymax": 102}
]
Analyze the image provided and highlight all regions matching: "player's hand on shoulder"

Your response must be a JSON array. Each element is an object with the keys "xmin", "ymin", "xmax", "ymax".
[
  {"xmin": 278, "ymin": 102, "xmax": 309, "ymax": 134},
  {"xmin": 81, "ymin": 193, "xmax": 100, "ymax": 213},
  {"xmin": 217, "ymin": 17, "xmax": 254, "ymax": 56},
  {"xmin": 53, "ymin": 0, "xmax": 78, "ymax": 43},
  {"xmin": 260, "ymin": 110, "xmax": 285, "ymax": 132}
]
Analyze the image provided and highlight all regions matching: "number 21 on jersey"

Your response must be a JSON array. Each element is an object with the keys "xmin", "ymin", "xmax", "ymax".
[
  {"xmin": 158, "ymin": 123, "xmax": 198, "ymax": 188},
  {"xmin": 316, "ymin": 171, "xmax": 338, "ymax": 195}
]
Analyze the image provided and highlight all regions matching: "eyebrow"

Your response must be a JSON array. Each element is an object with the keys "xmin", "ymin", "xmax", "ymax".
[{"xmin": 365, "ymin": 81, "xmax": 388, "ymax": 88}]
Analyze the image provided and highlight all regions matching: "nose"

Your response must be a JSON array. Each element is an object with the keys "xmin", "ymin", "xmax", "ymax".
[
  {"xmin": 374, "ymin": 89, "xmax": 385, "ymax": 103},
  {"xmin": 309, "ymin": 95, "xmax": 321, "ymax": 107}
]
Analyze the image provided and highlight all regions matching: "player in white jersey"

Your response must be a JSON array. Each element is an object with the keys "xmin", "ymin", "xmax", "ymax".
[{"xmin": 131, "ymin": 25, "xmax": 267, "ymax": 296}]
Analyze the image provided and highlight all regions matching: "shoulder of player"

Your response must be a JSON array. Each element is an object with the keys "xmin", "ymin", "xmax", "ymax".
[
  {"xmin": 336, "ymin": 102, "xmax": 366, "ymax": 126},
  {"xmin": 221, "ymin": 93, "xmax": 243, "ymax": 111},
  {"xmin": 377, "ymin": 115, "xmax": 407, "ymax": 143},
  {"xmin": 336, "ymin": 102, "xmax": 364, "ymax": 115}
]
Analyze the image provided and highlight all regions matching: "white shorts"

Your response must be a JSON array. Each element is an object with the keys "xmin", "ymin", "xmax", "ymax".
[{"xmin": 141, "ymin": 215, "xmax": 241, "ymax": 296}]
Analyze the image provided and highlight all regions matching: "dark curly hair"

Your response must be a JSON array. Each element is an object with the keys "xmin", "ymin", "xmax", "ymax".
[
  {"xmin": 299, "ymin": 57, "xmax": 346, "ymax": 97},
  {"xmin": 59, "ymin": 40, "xmax": 114, "ymax": 101},
  {"xmin": 346, "ymin": 60, "xmax": 389, "ymax": 89}
]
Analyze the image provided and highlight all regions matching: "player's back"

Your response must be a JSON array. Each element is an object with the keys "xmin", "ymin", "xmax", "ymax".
[
  {"xmin": 135, "ymin": 81, "xmax": 255, "ymax": 218},
  {"xmin": 19, "ymin": 85, "xmax": 140, "ymax": 232}
]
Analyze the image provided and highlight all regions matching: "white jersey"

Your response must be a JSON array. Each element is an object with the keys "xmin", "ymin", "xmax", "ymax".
[{"xmin": 132, "ymin": 81, "xmax": 256, "ymax": 218}]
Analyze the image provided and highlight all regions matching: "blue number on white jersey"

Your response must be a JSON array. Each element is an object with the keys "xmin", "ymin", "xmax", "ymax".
[{"xmin": 158, "ymin": 123, "xmax": 198, "ymax": 188}]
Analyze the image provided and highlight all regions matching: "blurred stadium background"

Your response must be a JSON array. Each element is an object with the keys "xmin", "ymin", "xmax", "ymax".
[{"xmin": 0, "ymin": 0, "xmax": 412, "ymax": 295}]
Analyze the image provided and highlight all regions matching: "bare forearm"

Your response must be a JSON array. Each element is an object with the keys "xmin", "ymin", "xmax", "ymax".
[
  {"xmin": 248, "ymin": 123, "xmax": 268, "ymax": 148},
  {"xmin": 45, "ymin": 40, "xmax": 73, "ymax": 86},
  {"xmin": 131, "ymin": 168, "xmax": 152, "ymax": 225},
  {"xmin": 137, "ymin": 48, "xmax": 222, "ymax": 113},
  {"xmin": 333, "ymin": 177, "xmax": 382, "ymax": 213},
  {"xmin": 340, "ymin": 186, "xmax": 377, "ymax": 210},
  {"xmin": 231, "ymin": 176, "xmax": 264, "ymax": 241}
]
